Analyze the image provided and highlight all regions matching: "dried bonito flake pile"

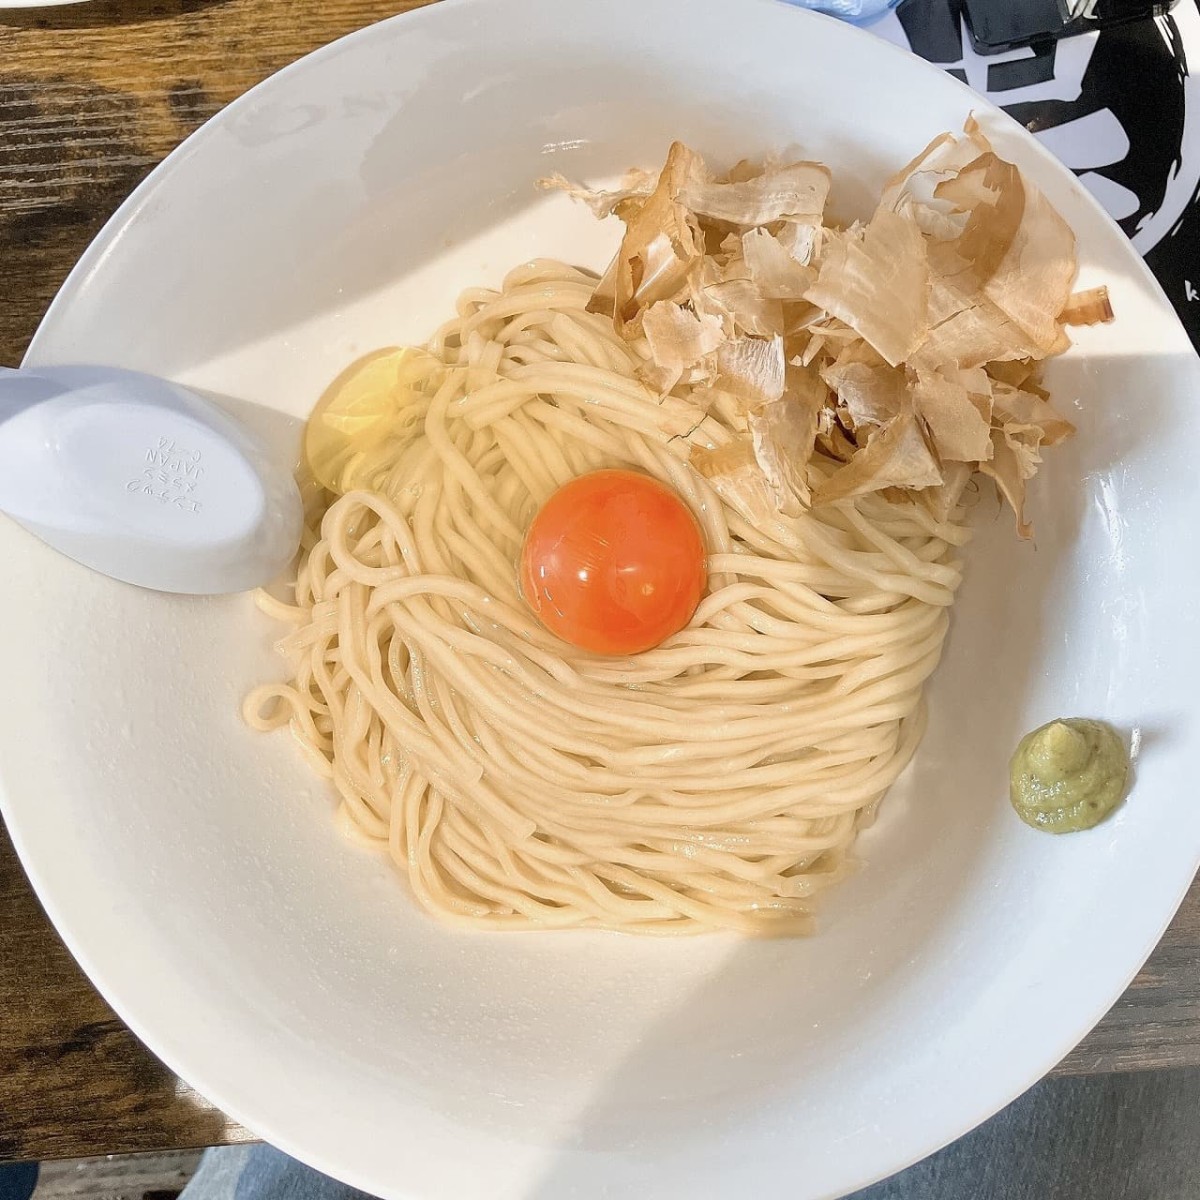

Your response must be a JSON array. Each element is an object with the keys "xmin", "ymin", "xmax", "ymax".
[{"xmin": 542, "ymin": 120, "xmax": 1113, "ymax": 536}]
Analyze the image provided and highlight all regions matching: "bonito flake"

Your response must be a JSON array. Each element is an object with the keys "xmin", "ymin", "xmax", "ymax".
[{"xmin": 546, "ymin": 121, "xmax": 1112, "ymax": 537}]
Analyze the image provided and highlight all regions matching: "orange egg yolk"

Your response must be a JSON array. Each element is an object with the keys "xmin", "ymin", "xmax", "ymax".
[{"xmin": 519, "ymin": 469, "xmax": 707, "ymax": 656}]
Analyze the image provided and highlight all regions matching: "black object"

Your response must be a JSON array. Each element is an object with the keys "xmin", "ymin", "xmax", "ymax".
[
  {"xmin": 0, "ymin": 1164, "xmax": 37, "ymax": 1200},
  {"xmin": 892, "ymin": 0, "xmax": 1200, "ymax": 354},
  {"xmin": 961, "ymin": 0, "xmax": 1180, "ymax": 54}
]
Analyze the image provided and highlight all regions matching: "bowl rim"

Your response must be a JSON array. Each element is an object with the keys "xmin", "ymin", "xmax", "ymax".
[{"xmin": 8, "ymin": 1, "xmax": 1199, "ymax": 1197}]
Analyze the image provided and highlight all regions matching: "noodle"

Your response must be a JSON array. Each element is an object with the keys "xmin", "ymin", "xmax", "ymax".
[{"xmin": 244, "ymin": 261, "xmax": 968, "ymax": 935}]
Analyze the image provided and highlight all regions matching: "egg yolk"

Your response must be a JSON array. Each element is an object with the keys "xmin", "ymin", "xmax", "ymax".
[{"xmin": 519, "ymin": 469, "xmax": 707, "ymax": 656}]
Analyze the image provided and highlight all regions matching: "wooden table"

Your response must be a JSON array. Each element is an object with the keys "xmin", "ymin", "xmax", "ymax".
[{"xmin": 2, "ymin": 0, "xmax": 1199, "ymax": 1166}]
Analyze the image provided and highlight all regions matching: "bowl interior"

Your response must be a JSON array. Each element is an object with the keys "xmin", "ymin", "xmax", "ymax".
[{"xmin": 4, "ymin": 3, "xmax": 1199, "ymax": 1198}]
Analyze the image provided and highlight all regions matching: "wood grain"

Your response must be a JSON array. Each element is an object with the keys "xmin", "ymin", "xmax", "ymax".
[
  {"xmin": 0, "ymin": 0, "xmax": 434, "ymax": 366},
  {"xmin": 0, "ymin": 820, "xmax": 255, "ymax": 1158},
  {"xmin": 1, "ymin": 0, "xmax": 1199, "ymax": 1165}
]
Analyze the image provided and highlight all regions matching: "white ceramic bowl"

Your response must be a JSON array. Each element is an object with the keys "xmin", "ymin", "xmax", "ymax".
[{"xmin": 4, "ymin": 1, "xmax": 1198, "ymax": 1196}]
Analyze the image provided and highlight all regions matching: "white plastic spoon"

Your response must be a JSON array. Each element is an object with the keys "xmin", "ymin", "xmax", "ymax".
[{"xmin": 0, "ymin": 364, "xmax": 303, "ymax": 594}]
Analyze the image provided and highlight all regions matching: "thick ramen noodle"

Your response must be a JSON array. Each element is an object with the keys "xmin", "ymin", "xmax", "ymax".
[{"xmin": 245, "ymin": 129, "xmax": 1107, "ymax": 934}]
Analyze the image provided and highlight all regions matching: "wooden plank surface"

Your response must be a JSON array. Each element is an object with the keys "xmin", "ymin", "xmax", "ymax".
[
  {"xmin": 1, "ymin": 0, "xmax": 1199, "ymax": 1165},
  {"xmin": 0, "ymin": 820, "xmax": 255, "ymax": 1158},
  {"xmin": 0, "ymin": 0, "xmax": 433, "ymax": 365}
]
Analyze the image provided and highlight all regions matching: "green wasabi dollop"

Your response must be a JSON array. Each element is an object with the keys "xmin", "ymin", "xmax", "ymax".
[{"xmin": 1009, "ymin": 717, "xmax": 1129, "ymax": 833}]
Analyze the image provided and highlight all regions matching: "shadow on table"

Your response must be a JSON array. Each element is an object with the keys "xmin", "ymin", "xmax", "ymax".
[
  {"xmin": 0, "ymin": 818, "xmax": 245, "ymax": 1161},
  {"xmin": 0, "ymin": 0, "xmax": 232, "ymax": 31}
]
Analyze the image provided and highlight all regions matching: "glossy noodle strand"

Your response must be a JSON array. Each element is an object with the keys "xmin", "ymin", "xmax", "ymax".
[{"xmin": 244, "ymin": 261, "xmax": 968, "ymax": 935}]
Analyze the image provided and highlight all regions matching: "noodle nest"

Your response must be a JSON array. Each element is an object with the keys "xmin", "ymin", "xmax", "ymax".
[{"xmin": 245, "ymin": 261, "xmax": 967, "ymax": 935}]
